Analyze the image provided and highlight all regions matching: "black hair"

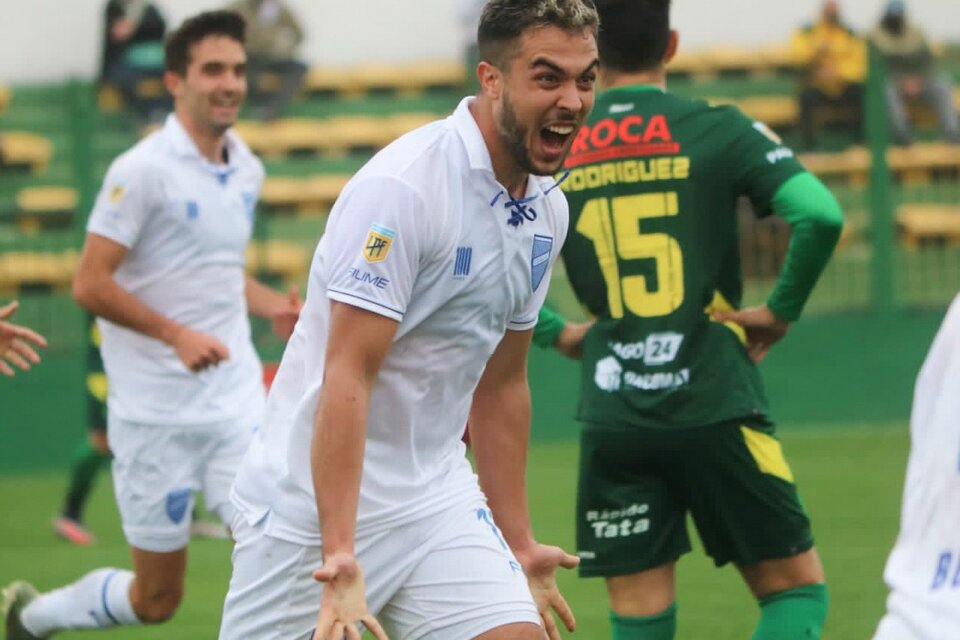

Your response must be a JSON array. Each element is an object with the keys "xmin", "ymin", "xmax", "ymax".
[
  {"xmin": 593, "ymin": 0, "xmax": 672, "ymax": 73},
  {"xmin": 164, "ymin": 10, "xmax": 246, "ymax": 75}
]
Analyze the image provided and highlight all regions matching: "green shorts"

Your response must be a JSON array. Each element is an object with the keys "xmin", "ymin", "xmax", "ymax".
[{"xmin": 576, "ymin": 420, "xmax": 814, "ymax": 577}]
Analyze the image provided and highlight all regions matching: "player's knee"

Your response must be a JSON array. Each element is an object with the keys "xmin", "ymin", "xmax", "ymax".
[{"xmin": 132, "ymin": 586, "xmax": 183, "ymax": 623}]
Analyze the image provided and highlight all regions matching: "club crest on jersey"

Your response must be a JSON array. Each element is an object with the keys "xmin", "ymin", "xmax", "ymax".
[
  {"xmin": 363, "ymin": 224, "xmax": 396, "ymax": 263},
  {"xmin": 531, "ymin": 234, "xmax": 553, "ymax": 291}
]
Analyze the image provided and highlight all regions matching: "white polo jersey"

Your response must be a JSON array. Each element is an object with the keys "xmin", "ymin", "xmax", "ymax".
[
  {"xmin": 874, "ymin": 294, "xmax": 960, "ymax": 640},
  {"xmin": 232, "ymin": 97, "xmax": 569, "ymax": 544},
  {"xmin": 87, "ymin": 114, "xmax": 266, "ymax": 426}
]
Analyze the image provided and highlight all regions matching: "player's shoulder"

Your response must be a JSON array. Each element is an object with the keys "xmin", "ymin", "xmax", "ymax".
[{"xmin": 104, "ymin": 132, "xmax": 168, "ymax": 184}]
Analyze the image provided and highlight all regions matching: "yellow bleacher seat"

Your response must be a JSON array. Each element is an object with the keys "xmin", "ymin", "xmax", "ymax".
[
  {"xmin": 0, "ymin": 132, "xmax": 53, "ymax": 173},
  {"xmin": 0, "ymin": 250, "xmax": 78, "ymax": 294},
  {"xmin": 897, "ymin": 204, "xmax": 960, "ymax": 249},
  {"xmin": 888, "ymin": 143, "xmax": 960, "ymax": 185},
  {"xmin": 0, "ymin": 85, "xmax": 10, "ymax": 115},
  {"xmin": 398, "ymin": 61, "xmax": 466, "ymax": 93},
  {"xmin": 303, "ymin": 66, "xmax": 361, "ymax": 97},
  {"xmin": 15, "ymin": 186, "xmax": 78, "ymax": 232},
  {"xmin": 735, "ymin": 96, "xmax": 798, "ymax": 129},
  {"xmin": 259, "ymin": 174, "xmax": 351, "ymax": 214},
  {"xmin": 799, "ymin": 147, "xmax": 871, "ymax": 186},
  {"xmin": 245, "ymin": 240, "xmax": 309, "ymax": 280}
]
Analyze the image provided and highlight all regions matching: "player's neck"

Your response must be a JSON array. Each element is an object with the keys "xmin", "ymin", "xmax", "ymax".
[
  {"xmin": 469, "ymin": 97, "xmax": 528, "ymax": 199},
  {"xmin": 175, "ymin": 109, "xmax": 228, "ymax": 164},
  {"xmin": 601, "ymin": 68, "xmax": 667, "ymax": 92}
]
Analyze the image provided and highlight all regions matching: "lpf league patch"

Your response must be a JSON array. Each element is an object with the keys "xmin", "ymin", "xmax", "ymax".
[
  {"xmin": 363, "ymin": 224, "xmax": 396, "ymax": 263},
  {"xmin": 108, "ymin": 183, "xmax": 126, "ymax": 203},
  {"xmin": 531, "ymin": 234, "xmax": 553, "ymax": 291}
]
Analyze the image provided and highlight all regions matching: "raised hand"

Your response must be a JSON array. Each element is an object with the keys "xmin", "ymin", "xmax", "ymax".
[
  {"xmin": 271, "ymin": 286, "xmax": 302, "ymax": 340},
  {"xmin": 516, "ymin": 543, "xmax": 580, "ymax": 640},
  {"xmin": 312, "ymin": 553, "xmax": 388, "ymax": 640},
  {"xmin": 0, "ymin": 300, "xmax": 48, "ymax": 377}
]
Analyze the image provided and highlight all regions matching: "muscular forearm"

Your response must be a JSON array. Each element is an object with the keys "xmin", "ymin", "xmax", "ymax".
[
  {"xmin": 470, "ymin": 380, "xmax": 536, "ymax": 554},
  {"xmin": 73, "ymin": 273, "xmax": 181, "ymax": 345},
  {"xmin": 312, "ymin": 373, "xmax": 370, "ymax": 557},
  {"xmin": 245, "ymin": 275, "xmax": 286, "ymax": 319}
]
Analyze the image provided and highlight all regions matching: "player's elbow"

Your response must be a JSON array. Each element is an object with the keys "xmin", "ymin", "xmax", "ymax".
[{"xmin": 72, "ymin": 269, "xmax": 105, "ymax": 313}]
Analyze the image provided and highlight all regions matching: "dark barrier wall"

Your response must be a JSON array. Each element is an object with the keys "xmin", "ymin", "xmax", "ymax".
[{"xmin": 0, "ymin": 308, "xmax": 946, "ymax": 473}]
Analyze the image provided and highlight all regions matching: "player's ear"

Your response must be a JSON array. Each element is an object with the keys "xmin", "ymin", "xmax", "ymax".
[
  {"xmin": 477, "ymin": 60, "xmax": 502, "ymax": 100},
  {"xmin": 163, "ymin": 69, "xmax": 183, "ymax": 98},
  {"xmin": 663, "ymin": 30, "xmax": 679, "ymax": 65}
]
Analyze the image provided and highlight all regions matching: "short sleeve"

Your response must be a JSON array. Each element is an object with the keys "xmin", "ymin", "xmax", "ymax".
[
  {"xmin": 724, "ymin": 108, "xmax": 806, "ymax": 217},
  {"xmin": 323, "ymin": 175, "xmax": 430, "ymax": 322},
  {"xmin": 86, "ymin": 157, "xmax": 157, "ymax": 248}
]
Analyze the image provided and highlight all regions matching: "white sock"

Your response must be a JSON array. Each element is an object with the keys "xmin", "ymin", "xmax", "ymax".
[{"xmin": 21, "ymin": 568, "xmax": 140, "ymax": 635}]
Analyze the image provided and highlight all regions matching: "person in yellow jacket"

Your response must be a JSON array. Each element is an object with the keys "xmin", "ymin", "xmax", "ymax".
[{"xmin": 790, "ymin": 0, "xmax": 867, "ymax": 149}]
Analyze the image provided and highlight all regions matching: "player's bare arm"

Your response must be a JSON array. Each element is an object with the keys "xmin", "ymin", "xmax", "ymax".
[
  {"xmin": 73, "ymin": 232, "xmax": 230, "ymax": 372},
  {"xmin": 469, "ymin": 327, "xmax": 580, "ymax": 640},
  {"xmin": 244, "ymin": 275, "xmax": 302, "ymax": 339},
  {"xmin": 311, "ymin": 301, "xmax": 396, "ymax": 640},
  {"xmin": 0, "ymin": 300, "xmax": 47, "ymax": 376}
]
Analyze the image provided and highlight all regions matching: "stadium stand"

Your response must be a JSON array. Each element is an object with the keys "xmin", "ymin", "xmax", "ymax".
[
  {"xmin": 0, "ymin": 132, "xmax": 54, "ymax": 173},
  {"xmin": 897, "ymin": 203, "xmax": 960, "ymax": 249},
  {"xmin": 15, "ymin": 186, "xmax": 77, "ymax": 232}
]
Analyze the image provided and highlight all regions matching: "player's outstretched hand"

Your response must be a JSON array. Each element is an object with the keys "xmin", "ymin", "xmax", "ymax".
[
  {"xmin": 0, "ymin": 300, "xmax": 47, "ymax": 377},
  {"xmin": 516, "ymin": 543, "xmax": 580, "ymax": 640},
  {"xmin": 271, "ymin": 286, "xmax": 302, "ymax": 340},
  {"xmin": 555, "ymin": 321, "xmax": 593, "ymax": 360},
  {"xmin": 711, "ymin": 304, "xmax": 789, "ymax": 363},
  {"xmin": 169, "ymin": 326, "xmax": 230, "ymax": 373},
  {"xmin": 313, "ymin": 553, "xmax": 388, "ymax": 640}
]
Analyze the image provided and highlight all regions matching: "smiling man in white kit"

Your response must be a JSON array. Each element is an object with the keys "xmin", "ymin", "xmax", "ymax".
[
  {"xmin": 2, "ymin": 11, "xmax": 301, "ymax": 639},
  {"xmin": 218, "ymin": 1, "xmax": 600, "ymax": 639}
]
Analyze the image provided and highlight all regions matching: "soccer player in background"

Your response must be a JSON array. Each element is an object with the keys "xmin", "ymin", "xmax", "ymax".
[
  {"xmin": 50, "ymin": 318, "xmax": 110, "ymax": 546},
  {"xmin": 0, "ymin": 300, "xmax": 47, "ymax": 377},
  {"xmin": 872, "ymin": 294, "xmax": 960, "ymax": 640},
  {"xmin": 217, "ymin": 1, "xmax": 599, "ymax": 638},
  {"xmin": 2, "ymin": 11, "xmax": 300, "ymax": 638},
  {"xmin": 560, "ymin": 1, "xmax": 844, "ymax": 638}
]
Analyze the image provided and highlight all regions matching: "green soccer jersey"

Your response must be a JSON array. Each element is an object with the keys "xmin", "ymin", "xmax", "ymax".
[{"xmin": 560, "ymin": 85, "xmax": 805, "ymax": 429}]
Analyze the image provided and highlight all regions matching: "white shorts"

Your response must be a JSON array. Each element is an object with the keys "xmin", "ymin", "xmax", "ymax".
[
  {"xmin": 218, "ymin": 499, "xmax": 541, "ymax": 640},
  {"xmin": 108, "ymin": 415, "xmax": 254, "ymax": 553}
]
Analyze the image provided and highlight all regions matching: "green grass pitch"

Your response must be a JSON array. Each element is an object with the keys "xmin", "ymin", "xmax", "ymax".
[{"xmin": 0, "ymin": 422, "xmax": 908, "ymax": 639}]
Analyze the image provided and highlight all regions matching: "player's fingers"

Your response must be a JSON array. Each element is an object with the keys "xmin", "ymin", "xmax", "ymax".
[
  {"xmin": 314, "ymin": 615, "xmax": 334, "ymax": 640},
  {"xmin": 0, "ymin": 300, "xmax": 18, "ymax": 320},
  {"xmin": 344, "ymin": 622, "xmax": 362, "ymax": 640},
  {"xmin": 0, "ymin": 358, "xmax": 15, "ymax": 376},
  {"xmin": 541, "ymin": 610, "xmax": 560, "ymax": 640},
  {"xmin": 551, "ymin": 594, "xmax": 576, "ymax": 631},
  {"xmin": 557, "ymin": 550, "xmax": 580, "ymax": 570},
  {"xmin": 313, "ymin": 567, "xmax": 337, "ymax": 583},
  {"xmin": 362, "ymin": 614, "xmax": 389, "ymax": 640},
  {"xmin": 11, "ymin": 339, "xmax": 41, "ymax": 364},
  {"xmin": 11, "ymin": 324, "xmax": 46, "ymax": 349},
  {"xmin": 329, "ymin": 621, "xmax": 345, "ymax": 640},
  {"xmin": 4, "ymin": 348, "xmax": 30, "ymax": 371}
]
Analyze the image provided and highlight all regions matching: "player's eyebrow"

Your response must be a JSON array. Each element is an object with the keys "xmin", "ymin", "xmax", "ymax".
[{"xmin": 529, "ymin": 56, "xmax": 600, "ymax": 77}]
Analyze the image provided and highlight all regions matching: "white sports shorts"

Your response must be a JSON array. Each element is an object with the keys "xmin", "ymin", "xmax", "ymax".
[
  {"xmin": 218, "ymin": 498, "xmax": 541, "ymax": 639},
  {"xmin": 107, "ymin": 414, "xmax": 255, "ymax": 553}
]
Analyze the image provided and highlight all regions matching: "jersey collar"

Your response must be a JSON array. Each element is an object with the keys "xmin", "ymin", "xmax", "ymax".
[
  {"xmin": 451, "ymin": 96, "xmax": 560, "ymax": 199},
  {"xmin": 162, "ymin": 113, "xmax": 244, "ymax": 175}
]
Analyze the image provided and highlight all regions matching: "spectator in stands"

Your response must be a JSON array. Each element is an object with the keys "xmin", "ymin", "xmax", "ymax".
[
  {"xmin": 226, "ymin": 0, "xmax": 306, "ymax": 120},
  {"xmin": 790, "ymin": 0, "xmax": 868, "ymax": 150},
  {"xmin": 100, "ymin": 0, "xmax": 170, "ymax": 124},
  {"xmin": 0, "ymin": 300, "xmax": 47, "ymax": 377},
  {"xmin": 869, "ymin": 0, "xmax": 960, "ymax": 146}
]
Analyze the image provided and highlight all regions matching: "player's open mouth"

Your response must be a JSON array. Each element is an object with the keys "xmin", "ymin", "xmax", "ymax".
[{"xmin": 540, "ymin": 124, "xmax": 576, "ymax": 154}]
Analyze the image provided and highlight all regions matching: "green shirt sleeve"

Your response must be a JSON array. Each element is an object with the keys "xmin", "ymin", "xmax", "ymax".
[
  {"xmin": 533, "ymin": 306, "xmax": 566, "ymax": 350},
  {"xmin": 766, "ymin": 172, "xmax": 844, "ymax": 321}
]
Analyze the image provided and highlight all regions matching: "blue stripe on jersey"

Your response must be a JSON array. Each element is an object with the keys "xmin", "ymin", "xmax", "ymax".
[
  {"xmin": 454, "ymin": 246, "xmax": 472, "ymax": 278},
  {"xmin": 328, "ymin": 289, "xmax": 404, "ymax": 317}
]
